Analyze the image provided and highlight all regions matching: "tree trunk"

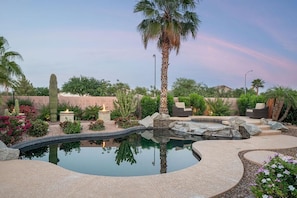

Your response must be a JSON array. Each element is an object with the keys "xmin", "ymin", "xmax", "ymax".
[
  {"xmin": 278, "ymin": 104, "xmax": 291, "ymax": 122},
  {"xmin": 159, "ymin": 42, "xmax": 170, "ymax": 114},
  {"xmin": 272, "ymin": 98, "xmax": 284, "ymax": 121}
]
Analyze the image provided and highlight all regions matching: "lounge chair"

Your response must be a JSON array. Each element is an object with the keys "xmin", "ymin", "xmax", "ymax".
[
  {"xmin": 246, "ymin": 103, "xmax": 268, "ymax": 119},
  {"xmin": 172, "ymin": 102, "xmax": 192, "ymax": 117}
]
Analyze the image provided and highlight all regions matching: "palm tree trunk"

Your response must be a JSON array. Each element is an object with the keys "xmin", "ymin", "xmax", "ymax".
[
  {"xmin": 278, "ymin": 104, "xmax": 291, "ymax": 122},
  {"xmin": 159, "ymin": 42, "xmax": 170, "ymax": 114},
  {"xmin": 272, "ymin": 98, "xmax": 284, "ymax": 121}
]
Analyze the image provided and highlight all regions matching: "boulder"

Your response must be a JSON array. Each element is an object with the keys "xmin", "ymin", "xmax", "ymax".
[
  {"xmin": 241, "ymin": 123, "xmax": 261, "ymax": 136},
  {"xmin": 0, "ymin": 140, "xmax": 20, "ymax": 161},
  {"xmin": 268, "ymin": 121, "xmax": 288, "ymax": 131},
  {"xmin": 138, "ymin": 115, "xmax": 153, "ymax": 128}
]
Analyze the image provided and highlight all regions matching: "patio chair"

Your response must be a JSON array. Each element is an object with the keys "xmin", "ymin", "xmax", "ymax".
[
  {"xmin": 172, "ymin": 102, "xmax": 192, "ymax": 117},
  {"xmin": 246, "ymin": 103, "xmax": 269, "ymax": 119}
]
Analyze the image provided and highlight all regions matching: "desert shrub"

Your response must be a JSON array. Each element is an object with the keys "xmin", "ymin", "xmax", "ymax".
[
  {"xmin": 6, "ymin": 98, "xmax": 33, "ymax": 110},
  {"xmin": 251, "ymin": 154, "xmax": 297, "ymax": 198},
  {"xmin": 27, "ymin": 119, "xmax": 49, "ymax": 137},
  {"xmin": 206, "ymin": 98, "xmax": 231, "ymax": 116},
  {"xmin": 38, "ymin": 105, "xmax": 50, "ymax": 121},
  {"xmin": 82, "ymin": 105, "xmax": 101, "ymax": 120},
  {"xmin": 115, "ymin": 116, "xmax": 139, "ymax": 129},
  {"xmin": 140, "ymin": 96, "xmax": 158, "ymax": 118},
  {"xmin": 189, "ymin": 93, "xmax": 206, "ymax": 115},
  {"xmin": 89, "ymin": 119, "xmax": 105, "ymax": 131},
  {"xmin": 0, "ymin": 116, "xmax": 31, "ymax": 145},
  {"xmin": 59, "ymin": 121, "xmax": 81, "ymax": 134},
  {"xmin": 283, "ymin": 107, "xmax": 297, "ymax": 125},
  {"xmin": 110, "ymin": 109, "xmax": 121, "ymax": 120}
]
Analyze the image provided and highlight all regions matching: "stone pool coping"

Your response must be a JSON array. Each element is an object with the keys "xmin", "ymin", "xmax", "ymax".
[{"xmin": 1, "ymin": 117, "xmax": 297, "ymax": 197}]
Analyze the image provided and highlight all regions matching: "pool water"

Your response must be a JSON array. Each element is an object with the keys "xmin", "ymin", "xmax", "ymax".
[{"xmin": 20, "ymin": 130, "xmax": 202, "ymax": 176}]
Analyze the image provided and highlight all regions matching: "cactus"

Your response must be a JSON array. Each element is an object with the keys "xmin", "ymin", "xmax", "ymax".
[
  {"xmin": 113, "ymin": 90, "xmax": 137, "ymax": 118},
  {"xmin": 49, "ymin": 74, "xmax": 58, "ymax": 122},
  {"xmin": 4, "ymin": 109, "xmax": 10, "ymax": 116},
  {"xmin": 14, "ymin": 99, "xmax": 20, "ymax": 115}
]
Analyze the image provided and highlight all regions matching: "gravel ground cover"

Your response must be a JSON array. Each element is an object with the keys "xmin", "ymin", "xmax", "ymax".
[{"xmin": 213, "ymin": 127, "xmax": 297, "ymax": 198}]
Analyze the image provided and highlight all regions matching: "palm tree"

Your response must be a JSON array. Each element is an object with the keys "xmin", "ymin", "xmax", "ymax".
[
  {"xmin": 265, "ymin": 86, "xmax": 297, "ymax": 122},
  {"xmin": 0, "ymin": 36, "xmax": 24, "ymax": 92},
  {"xmin": 134, "ymin": 0, "xmax": 200, "ymax": 114},
  {"xmin": 251, "ymin": 78, "xmax": 265, "ymax": 95}
]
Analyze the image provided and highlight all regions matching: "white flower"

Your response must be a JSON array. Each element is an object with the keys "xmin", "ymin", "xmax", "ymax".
[
  {"xmin": 284, "ymin": 170, "xmax": 290, "ymax": 175},
  {"xmin": 277, "ymin": 173, "xmax": 283, "ymax": 178},
  {"xmin": 264, "ymin": 169, "xmax": 270, "ymax": 175},
  {"xmin": 270, "ymin": 164, "xmax": 277, "ymax": 168},
  {"xmin": 262, "ymin": 195, "xmax": 269, "ymax": 198},
  {"xmin": 261, "ymin": 178, "xmax": 267, "ymax": 183},
  {"xmin": 266, "ymin": 178, "xmax": 271, "ymax": 181},
  {"xmin": 278, "ymin": 164, "xmax": 284, "ymax": 169},
  {"xmin": 288, "ymin": 185, "xmax": 295, "ymax": 191}
]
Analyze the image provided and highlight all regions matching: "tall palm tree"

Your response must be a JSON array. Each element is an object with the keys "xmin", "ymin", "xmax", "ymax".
[
  {"xmin": 134, "ymin": 0, "xmax": 200, "ymax": 114},
  {"xmin": 0, "ymin": 36, "xmax": 24, "ymax": 92},
  {"xmin": 251, "ymin": 78, "xmax": 265, "ymax": 95}
]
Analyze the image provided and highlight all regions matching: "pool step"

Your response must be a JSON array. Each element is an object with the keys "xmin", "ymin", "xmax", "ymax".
[{"xmin": 258, "ymin": 129, "xmax": 282, "ymax": 136}]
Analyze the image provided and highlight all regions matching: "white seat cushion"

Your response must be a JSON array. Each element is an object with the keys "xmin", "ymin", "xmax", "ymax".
[{"xmin": 255, "ymin": 103, "xmax": 265, "ymax": 109}]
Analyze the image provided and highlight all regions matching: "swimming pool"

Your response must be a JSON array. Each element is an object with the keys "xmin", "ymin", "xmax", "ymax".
[{"xmin": 19, "ymin": 129, "xmax": 206, "ymax": 176}]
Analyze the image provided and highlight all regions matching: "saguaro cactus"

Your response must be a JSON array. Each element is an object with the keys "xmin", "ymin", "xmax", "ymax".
[
  {"xmin": 14, "ymin": 99, "xmax": 20, "ymax": 115},
  {"xmin": 49, "ymin": 74, "xmax": 58, "ymax": 122}
]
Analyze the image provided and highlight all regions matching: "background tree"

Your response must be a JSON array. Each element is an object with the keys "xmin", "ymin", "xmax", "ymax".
[
  {"xmin": 34, "ymin": 87, "xmax": 49, "ymax": 96},
  {"xmin": 62, "ymin": 76, "xmax": 109, "ymax": 96},
  {"xmin": 134, "ymin": 0, "xmax": 200, "ymax": 114},
  {"xmin": 0, "ymin": 36, "xmax": 24, "ymax": 92},
  {"xmin": 251, "ymin": 78, "xmax": 265, "ymax": 95},
  {"xmin": 172, "ymin": 78, "xmax": 198, "ymax": 96},
  {"xmin": 13, "ymin": 75, "xmax": 36, "ymax": 96}
]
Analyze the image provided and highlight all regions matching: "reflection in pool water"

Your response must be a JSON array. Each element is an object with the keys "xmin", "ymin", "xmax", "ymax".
[{"xmin": 20, "ymin": 129, "xmax": 228, "ymax": 176}]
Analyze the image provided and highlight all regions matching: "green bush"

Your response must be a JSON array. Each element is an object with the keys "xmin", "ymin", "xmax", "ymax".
[
  {"xmin": 27, "ymin": 119, "xmax": 49, "ymax": 137},
  {"xmin": 189, "ymin": 93, "xmax": 206, "ymax": 115},
  {"xmin": 251, "ymin": 154, "xmax": 297, "ymax": 197},
  {"xmin": 140, "ymin": 96, "xmax": 158, "ymax": 118},
  {"xmin": 110, "ymin": 109, "xmax": 121, "ymax": 120},
  {"xmin": 89, "ymin": 119, "xmax": 105, "ymax": 131},
  {"xmin": 38, "ymin": 105, "xmax": 50, "ymax": 121},
  {"xmin": 206, "ymin": 98, "xmax": 231, "ymax": 116},
  {"xmin": 237, "ymin": 94, "xmax": 266, "ymax": 115},
  {"xmin": 59, "ymin": 121, "xmax": 81, "ymax": 134},
  {"xmin": 178, "ymin": 96, "xmax": 191, "ymax": 107},
  {"xmin": 82, "ymin": 105, "xmax": 101, "ymax": 120}
]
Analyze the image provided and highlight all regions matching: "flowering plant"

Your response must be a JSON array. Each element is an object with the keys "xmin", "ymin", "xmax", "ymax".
[
  {"xmin": 0, "ymin": 116, "xmax": 31, "ymax": 145},
  {"xmin": 89, "ymin": 119, "xmax": 105, "ymax": 131},
  {"xmin": 251, "ymin": 153, "xmax": 297, "ymax": 198}
]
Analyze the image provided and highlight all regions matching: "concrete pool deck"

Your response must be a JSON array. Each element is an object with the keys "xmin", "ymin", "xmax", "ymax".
[{"xmin": 1, "ymin": 117, "xmax": 297, "ymax": 198}]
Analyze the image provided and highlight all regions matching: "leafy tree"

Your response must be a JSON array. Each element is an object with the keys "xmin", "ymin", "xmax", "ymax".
[
  {"xmin": 134, "ymin": 0, "xmax": 200, "ymax": 114},
  {"xmin": 133, "ymin": 86, "xmax": 149, "ymax": 96},
  {"xmin": 62, "ymin": 76, "xmax": 109, "ymax": 96},
  {"xmin": 107, "ymin": 80, "xmax": 130, "ymax": 96},
  {"xmin": 34, "ymin": 87, "xmax": 49, "ymax": 96},
  {"xmin": 0, "ymin": 36, "xmax": 24, "ymax": 92},
  {"xmin": 251, "ymin": 78, "xmax": 265, "ymax": 95},
  {"xmin": 265, "ymin": 86, "xmax": 297, "ymax": 121},
  {"xmin": 13, "ymin": 75, "xmax": 36, "ymax": 96},
  {"xmin": 172, "ymin": 78, "xmax": 198, "ymax": 96}
]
